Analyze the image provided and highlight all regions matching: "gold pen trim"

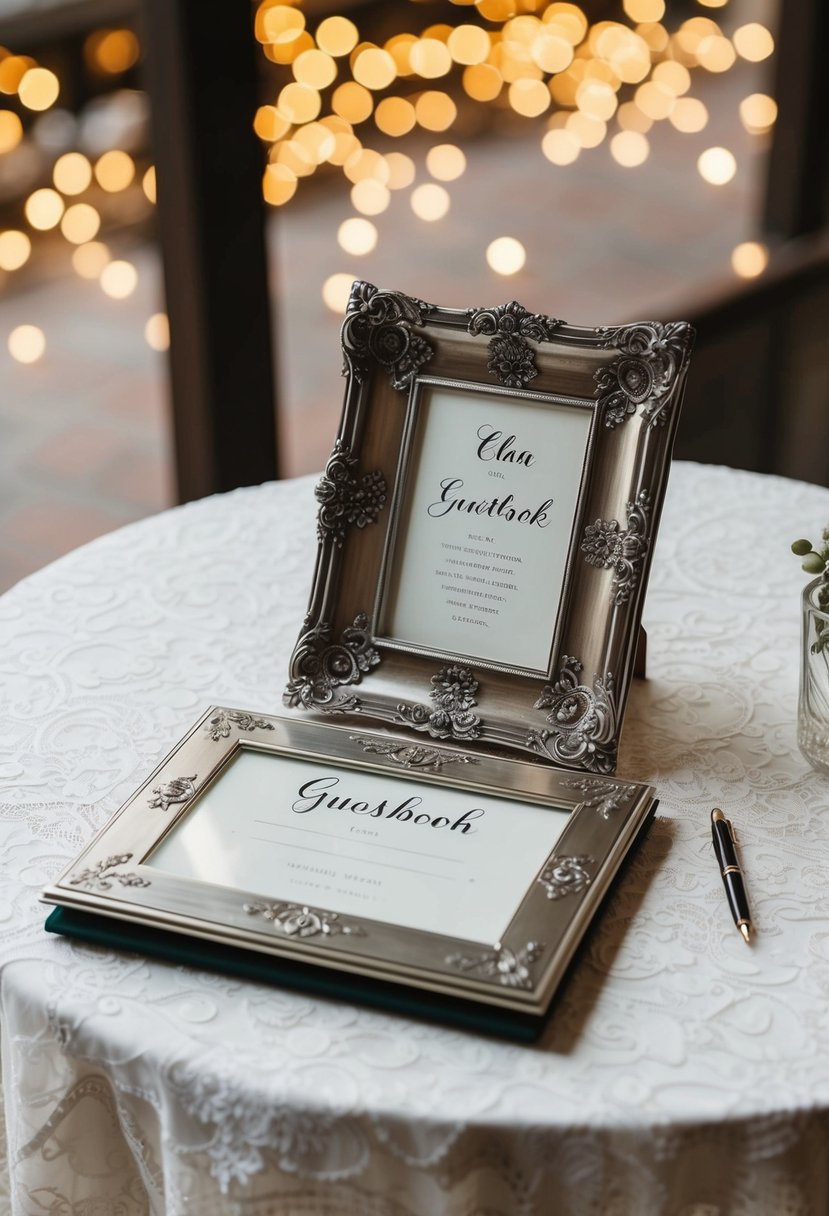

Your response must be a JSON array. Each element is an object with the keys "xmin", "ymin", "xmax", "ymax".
[{"xmin": 722, "ymin": 864, "xmax": 741, "ymax": 876}]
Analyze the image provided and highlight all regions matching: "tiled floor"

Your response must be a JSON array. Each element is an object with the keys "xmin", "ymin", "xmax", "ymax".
[{"xmin": 0, "ymin": 38, "xmax": 775, "ymax": 594}]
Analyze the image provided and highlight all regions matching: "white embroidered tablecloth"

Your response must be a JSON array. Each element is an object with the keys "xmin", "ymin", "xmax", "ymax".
[{"xmin": 2, "ymin": 462, "xmax": 829, "ymax": 1216}]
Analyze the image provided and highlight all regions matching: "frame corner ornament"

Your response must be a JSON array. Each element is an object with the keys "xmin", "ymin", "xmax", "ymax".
[
  {"xmin": 341, "ymin": 280, "xmax": 435, "ymax": 391},
  {"xmin": 594, "ymin": 321, "xmax": 694, "ymax": 429},
  {"xmin": 562, "ymin": 776, "xmax": 638, "ymax": 818},
  {"xmin": 538, "ymin": 855, "xmax": 594, "ymax": 900},
  {"xmin": 69, "ymin": 853, "xmax": 150, "ymax": 892},
  {"xmin": 244, "ymin": 901, "xmax": 365, "ymax": 939},
  {"xmin": 580, "ymin": 489, "xmax": 651, "ymax": 605},
  {"xmin": 284, "ymin": 612, "xmax": 380, "ymax": 711},
  {"xmin": 206, "ymin": 711, "xmax": 275, "ymax": 742},
  {"xmin": 396, "ymin": 664, "xmax": 483, "ymax": 741},
  {"xmin": 533, "ymin": 656, "xmax": 617, "ymax": 773},
  {"xmin": 315, "ymin": 439, "xmax": 387, "ymax": 548},
  {"xmin": 148, "ymin": 775, "xmax": 197, "ymax": 812},
  {"xmin": 349, "ymin": 736, "xmax": 478, "ymax": 771},
  {"xmin": 445, "ymin": 939, "xmax": 544, "ymax": 990}
]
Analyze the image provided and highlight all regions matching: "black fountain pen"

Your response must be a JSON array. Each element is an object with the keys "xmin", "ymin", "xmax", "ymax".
[{"xmin": 711, "ymin": 808, "xmax": 752, "ymax": 943}]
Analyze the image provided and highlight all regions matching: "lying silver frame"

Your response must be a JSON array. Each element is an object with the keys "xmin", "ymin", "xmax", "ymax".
[
  {"xmin": 42, "ymin": 708, "xmax": 656, "ymax": 1018},
  {"xmin": 285, "ymin": 282, "xmax": 694, "ymax": 773}
]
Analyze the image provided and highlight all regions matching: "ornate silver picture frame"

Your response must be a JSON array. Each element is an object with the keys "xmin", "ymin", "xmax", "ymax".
[
  {"xmin": 42, "ymin": 708, "xmax": 656, "ymax": 1023},
  {"xmin": 285, "ymin": 282, "xmax": 694, "ymax": 773}
]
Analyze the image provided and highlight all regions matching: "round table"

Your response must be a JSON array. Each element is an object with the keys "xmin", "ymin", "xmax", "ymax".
[{"xmin": 2, "ymin": 462, "xmax": 829, "ymax": 1216}]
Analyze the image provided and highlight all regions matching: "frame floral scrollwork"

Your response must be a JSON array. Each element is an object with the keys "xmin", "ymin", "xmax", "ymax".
[
  {"xmin": 530, "ymin": 656, "xmax": 617, "ymax": 774},
  {"xmin": 341, "ymin": 280, "xmax": 435, "ymax": 390},
  {"xmin": 396, "ymin": 665, "xmax": 483, "ymax": 741},
  {"xmin": 468, "ymin": 300, "xmax": 563, "ymax": 390},
  {"xmin": 580, "ymin": 489, "xmax": 651, "ymax": 606},
  {"xmin": 284, "ymin": 613, "xmax": 379, "ymax": 711},
  {"xmin": 594, "ymin": 322, "xmax": 694, "ymax": 429},
  {"xmin": 315, "ymin": 439, "xmax": 387, "ymax": 548}
]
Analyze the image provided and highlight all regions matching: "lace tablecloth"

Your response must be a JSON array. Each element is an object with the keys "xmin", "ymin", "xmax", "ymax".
[{"xmin": 2, "ymin": 462, "xmax": 829, "ymax": 1216}]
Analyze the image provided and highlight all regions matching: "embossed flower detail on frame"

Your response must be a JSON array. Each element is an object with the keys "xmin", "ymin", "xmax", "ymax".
[
  {"xmin": 368, "ymin": 320, "xmax": 410, "ymax": 367},
  {"xmin": 539, "ymin": 855, "xmax": 594, "ymax": 900},
  {"xmin": 581, "ymin": 519, "xmax": 624, "ymax": 568},
  {"xmin": 148, "ymin": 775, "xmax": 197, "ymax": 812},
  {"xmin": 446, "ymin": 940, "xmax": 544, "ymax": 990},
  {"xmin": 244, "ymin": 901, "xmax": 364, "ymax": 938},
  {"xmin": 315, "ymin": 441, "xmax": 387, "ymax": 547},
  {"xmin": 486, "ymin": 334, "xmax": 538, "ymax": 388}
]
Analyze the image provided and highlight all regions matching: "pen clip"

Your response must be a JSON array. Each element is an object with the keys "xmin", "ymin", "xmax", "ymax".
[{"xmin": 726, "ymin": 818, "xmax": 739, "ymax": 846}]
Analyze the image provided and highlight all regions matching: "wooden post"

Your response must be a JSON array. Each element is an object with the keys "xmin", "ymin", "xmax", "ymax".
[{"xmin": 141, "ymin": 0, "xmax": 278, "ymax": 501}]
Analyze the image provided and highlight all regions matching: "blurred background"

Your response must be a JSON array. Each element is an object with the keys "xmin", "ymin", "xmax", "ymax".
[{"xmin": 0, "ymin": 0, "xmax": 826, "ymax": 594}]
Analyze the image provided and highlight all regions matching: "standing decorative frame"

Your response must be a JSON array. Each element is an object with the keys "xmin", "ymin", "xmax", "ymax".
[{"xmin": 285, "ymin": 281, "xmax": 694, "ymax": 773}]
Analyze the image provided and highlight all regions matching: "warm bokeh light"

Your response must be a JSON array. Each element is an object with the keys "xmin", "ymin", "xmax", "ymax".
[
  {"xmin": 95, "ymin": 149, "xmax": 135, "ymax": 191},
  {"xmin": 566, "ymin": 111, "xmax": 606, "ymax": 147},
  {"xmin": 462, "ymin": 64, "xmax": 502, "ymax": 102},
  {"xmin": 332, "ymin": 81, "xmax": 374, "ymax": 124},
  {"xmin": 409, "ymin": 38, "xmax": 452, "ymax": 78},
  {"xmin": 88, "ymin": 29, "xmax": 140, "ymax": 74},
  {"xmin": 100, "ymin": 259, "xmax": 138, "ymax": 299},
  {"xmin": 0, "ymin": 108, "xmax": 23, "ymax": 153},
  {"xmin": 610, "ymin": 130, "xmax": 650, "ymax": 166},
  {"xmin": 71, "ymin": 240, "xmax": 111, "ymax": 279},
  {"xmin": 144, "ymin": 312, "xmax": 170, "ymax": 351},
  {"xmin": 8, "ymin": 324, "xmax": 45, "ymax": 364},
  {"xmin": 696, "ymin": 35, "xmax": 737, "ymax": 73},
  {"xmin": 731, "ymin": 241, "xmax": 768, "ymax": 278},
  {"xmin": 18, "ymin": 67, "xmax": 59, "ymax": 111},
  {"xmin": 617, "ymin": 101, "xmax": 652, "ymax": 133},
  {"xmin": 263, "ymin": 163, "xmax": 298, "ymax": 205},
  {"xmin": 142, "ymin": 165, "xmax": 157, "ymax": 203},
  {"xmin": 623, "ymin": 0, "xmax": 665, "ymax": 20},
  {"xmin": 447, "ymin": 24, "xmax": 490, "ymax": 65},
  {"xmin": 293, "ymin": 49, "xmax": 337, "ymax": 89},
  {"xmin": 739, "ymin": 93, "xmax": 777, "ymax": 135},
  {"xmin": 53, "ymin": 151, "xmax": 92, "ymax": 195},
  {"xmin": 316, "ymin": 16, "xmax": 359, "ymax": 57},
  {"xmin": 375, "ymin": 97, "xmax": 416, "ymax": 137},
  {"xmin": 575, "ymin": 79, "xmax": 617, "ymax": 122},
  {"xmin": 257, "ymin": 4, "xmax": 305, "ymax": 45},
  {"xmin": 697, "ymin": 146, "xmax": 737, "ymax": 185},
  {"xmin": 344, "ymin": 147, "xmax": 389, "ymax": 184},
  {"xmin": 322, "ymin": 272, "xmax": 354, "ymax": 314},
  {"xmin": 544, "ymin": 4, "xmax": 588, "ymax": 44},
  {"xmin": 509, "ymin": 79, "xmax": 550, "ymax": 117},
  {"xmin": 415, "ymin": 91, "xmax": 457, "ymax": 131},
  {"xmin": 337, "ymin": 216, "xmax": 378, "ymax": 255},
  {"xmin": 350, "ymin": 178, "xmax": 390, "ymax": 215},
  {"xmin": 0, "ymin": 55, "xmax": 34, "ymax": 95},
  {"xmin": 531, "ymin": 33, "xmax": 573, "ymax": 74},
  {"xmin": 278, "ymin": 82, "xmax": 321, "ymax": 124},
  {"xmin": 410, "ymin": 182, "xmax": 450, "ymax": 221},
  {"xmin": 541, "ymin": 127, "xmax": 580, "ymax": 165},
  {"xmin": 634, "ymin": 80, "xmax": 675, "ymax": 120},
  {"xmin": 486, "ymin": 236, "xmax": 526, "ymax": 275},
  {"xmin": 651, "ymin": 60, "xmax": 691, "ymax": 96},
  {"xmin": 426, "ymin": 143, "xmax": 466, "ymax": 181},
  {"xmin": 0, "ymin": 230, "xmax": 31, "ymax": 271},
  {"xmin": 60, "ymin": 203, "xmax": 100, "ymax": 244},
  {"xmin": 254, "ymin": 105, "xmax": 290, "ymax": 143},
  {"xmin": 25, "ymin": 188, "xmax": 64, "ymax": 230},
  {"xmin": 733, "ymin": 23, "xmax": 774, "ymax": 62},
  {"xmin": 385, "ymin": 152, "xmax": 415, "ymax": 189},
  {"xmin": 669, "ymin": 97, "xmax": 708, "ymax": 133},
  {"xmin": 353, "ymin": 48, "xmax": 396, "ymax": 91}
]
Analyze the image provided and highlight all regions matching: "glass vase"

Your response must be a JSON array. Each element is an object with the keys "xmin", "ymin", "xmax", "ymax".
[{"xmin": 798, "ymin": 577, "xmax": 829, "ymax": 775}]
